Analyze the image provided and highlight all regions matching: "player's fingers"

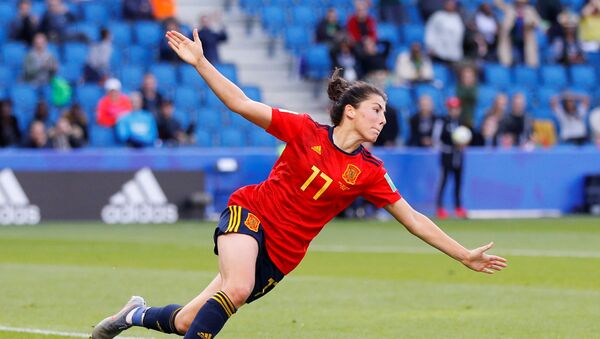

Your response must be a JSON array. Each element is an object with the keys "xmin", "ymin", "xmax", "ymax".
[
  {"xmin": 478, "ymin": 242, "xmax": 494, "ymax": 253},
  {"xmin": 482, "ymin": 268, "xmax": 494, "ymax": 274},
  {"xmin": 489, "ymin": 264, "xmax": 504, "ymax": 271},
  {"xmin": 171, "ymin": 30, "xmax": 189, "ymax": 42},
  {"xmin": 167, "ymin": 41, "xmax": 179, "ymax": 52},
  {"xmin": 193, "ymin": 28, "xmax": 200, "ymax": 42},
  {"xmin": 490, "ymin": 255, "xmax": 508, "ymax": 263},
  {"xmin": 491, "ymin": 260, "xmax": 507, "ymax": 268}
]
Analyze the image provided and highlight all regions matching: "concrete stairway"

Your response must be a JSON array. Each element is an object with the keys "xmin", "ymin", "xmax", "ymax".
[{"xmin": 176, "ymin": 0, "xmax": 330, "ymax": 123}]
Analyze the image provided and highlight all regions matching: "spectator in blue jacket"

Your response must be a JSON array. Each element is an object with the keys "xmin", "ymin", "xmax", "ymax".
[
  {"xmin": 38, "ymin": 0, "xmax": 76, "ymax": 43},
  {"xmin": 115, "ymin": 92, "xmax": 158, "ymax": 148},
  {"xmin": 198, "ymin": 14, "xmax": 228, "ymax": 64}
]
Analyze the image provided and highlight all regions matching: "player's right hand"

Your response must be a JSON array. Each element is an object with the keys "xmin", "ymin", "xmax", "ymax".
[{"xmin": 165, "ymin": 29, "xmax": 205, "ymax": 66}]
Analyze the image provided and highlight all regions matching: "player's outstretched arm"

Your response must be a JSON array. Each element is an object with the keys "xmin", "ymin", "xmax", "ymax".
[
  {"xmin": 384, "ymin": 199, "xmax": 508, "ymax": 274},
  {"xmin": 165, "ymin": 29, "xmax": 272, "ymax": 129}
]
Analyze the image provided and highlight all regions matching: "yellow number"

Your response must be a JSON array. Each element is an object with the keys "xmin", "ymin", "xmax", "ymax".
[{"xmin": 300, "ymin": 165, "xmax": 332, "ymax": 200}]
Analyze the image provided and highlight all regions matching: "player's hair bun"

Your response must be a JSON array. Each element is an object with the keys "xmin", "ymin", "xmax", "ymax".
[{"xmin": 327, "ymin": 68, "xmax": 350, "ymax": 103}]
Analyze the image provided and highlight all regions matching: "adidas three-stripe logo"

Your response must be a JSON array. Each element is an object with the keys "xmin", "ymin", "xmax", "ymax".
[
  {"xmin": 0, "ymin": 169, "xmax": 40, "ymax": 225},
  {"xmin": 101, "ymin": 168, "xmax": 178, "ymax": 224}
]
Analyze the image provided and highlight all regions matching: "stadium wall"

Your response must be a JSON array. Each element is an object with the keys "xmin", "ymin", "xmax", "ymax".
[{"xmin": 1, "ymin": 147, "xmax": 599, "ymax": 221}]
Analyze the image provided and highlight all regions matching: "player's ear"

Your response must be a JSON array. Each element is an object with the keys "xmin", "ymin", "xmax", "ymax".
[{"xmin": 345, "ymin": 104, "xmax": 355, "ymax": 119}]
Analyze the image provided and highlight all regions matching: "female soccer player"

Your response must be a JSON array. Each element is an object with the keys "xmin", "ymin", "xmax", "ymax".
[{"xmin": 92, "ymin": 29, "xmax": 507, "ymax": 339}]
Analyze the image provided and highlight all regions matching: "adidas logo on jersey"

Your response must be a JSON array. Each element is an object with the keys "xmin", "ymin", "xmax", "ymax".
[
  {"xmin": 0, "ymin": 169, "xmax": 40, "ymax": 225},
  {"xmin": 311, "ymin": 145, "xmax": 322, "ymax": 155},
  {"xmin": 101, "ymin": 168, "xmax": 178, "ymax": 224}
]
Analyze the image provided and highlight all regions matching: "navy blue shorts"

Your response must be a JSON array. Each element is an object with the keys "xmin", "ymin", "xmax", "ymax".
[{"xmin": 213, "ymin": 205, "xmax": 284, "ymax": 303}]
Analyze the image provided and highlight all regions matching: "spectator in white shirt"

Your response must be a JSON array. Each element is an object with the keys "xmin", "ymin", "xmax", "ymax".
[
  {"xmin": 425, "ymin": 0, "xmax": 465, "ymax": 64},
  {"xmin": 551, "ymin": 92, "xmax": 590, "ymax": 145}
]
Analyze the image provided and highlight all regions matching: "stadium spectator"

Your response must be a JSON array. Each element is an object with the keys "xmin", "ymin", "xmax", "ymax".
[
  {"xmin": 315, "ymin": 8, "xmax": 343, "ymax": 45},
  {"xmin": 551, "ymin": 92, "xmax": 590, "ymax": 145},
  {"xmin": 455, "ymin": 65, "xmax": 478, "ymax": 128},
  {"xmin": 115, "ymin": 92, "xmax": 157, "ymax": 147},
  {"xmin": 378, "ymin": 0, "xmax": 405, "ymax": 25},
  {"xmin": 150, "ymin": 0, "xmax": 176, "ymax": 20},
  {"xmin": 418, "ymin": 0, "xmax": 446, "ymax": 22},
  {"xmin": 123, "ymin": 0, "xmax": 154, "ymax": 21},
  {"xmin": 330, "ymin": 39, "xmax": 360, "ymax": 82},
  {"xmin": 84, "ymin": 28, "xmax": 113, "ymax": 83},
  {"xmin": 0, "ymin": 100, "xmax": 22, "ymax": 147},
  {"xmin": 472, "ymin": 93, "xmax": 507, "ymax": 147},
  {"xmin": 394, "ymin": 42, "xmax": 434, "ymax": 85},
  {"xmin": 495, "ymin": 0, "xmax": 541, "ymax": 67},
  {"xmin": 96, "ymin": 78, "xmax": 132, "ymax": 128},
  {"xmin": 552, "ymin": 12, "xmax": 586, "ymax": 65},
  {"xmin": 22, "ymin": 120, "xmax": 50, "ymax": 148},
  {"xmin": 425, "ymin": 0, "xmax": 465, "ymax": 64},
  {"xmin": 357, "ymin": 38, "xmax": 391, "ymax": 88},
  {"xmin": 373, "ymin": 104, "xmax": 399, "ymax": 146},
  {"xmin": 590, "ymin": 105, "xmax": 600, "ymax": 146},
  {"xmin": 497, "ymin": 93, "xmax": 532, "ymax": 147},
  {"xmin": 160, "ymin": 18, "xmax": 188, "ymax": 63},
  {"xmin": 38, "ymin": 0, "xmax": 76, "ymax": 43},
  {"xmin": 580, "ymin": 0, "xmax": 600, "ymax": 51},
  {"xmin": 463, "ymin": 17, "xmax": 488, "ymax": 63},
  {"xmin": 48, "ymin": 117, "xmax": 85, "ymax": 149},
  {"xmin": 156, "ymin": 100, "xmax": 187, "ymax": 146},
  {"xmin": 198, "ymin": 14, "xmax": 228, "ymax": 64},
  {"xmin": 9, "ymin": 0, "xmax": 38, "ymax": 46},
  {"xmin": 536, "ymin": 0, "xmax": 562, "ymax": 43},
  {"xmin": 23, "ymin": 32, "xmax": 58, "ymax": 86},
  {"xmin": 346, "ymin": 0, "xmax": 378, "ymax": 46},
  {"xmin": 433, "ymin": 97, "xmax": 467, "ymax": 219},
  {"xmin": 474, "ymin": 3, "xmax": 499, "ymax": 61},
  {"xmin": 140, "ymin": 73, "xmax": 164, "ymax": 116},
  {"xmin": 62, "ymin": 103, "xmax": 88, "ymax": 143},
  {"xmin": 32, "ymin": 100, "xmax": 51, "ymax": 127},
  {"xmin": 91, "ymin": 29, "xmax": 506, "ymax": 339},
  {"xmin": 408, "ymin": 95, "xmax": 437, "ymax": 147}
]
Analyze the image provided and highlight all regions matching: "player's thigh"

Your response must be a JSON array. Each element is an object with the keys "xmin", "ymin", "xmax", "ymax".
[{"xmin": 217, "ymin": 233, "xmax": 259, "ymax": 305}]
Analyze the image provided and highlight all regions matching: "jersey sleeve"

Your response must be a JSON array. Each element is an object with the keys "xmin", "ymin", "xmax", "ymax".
[
  {"xmin": 266, "ymin": 107, "xmax": 311, "ymax": 143},
  {"xmin": 362, "ymin": 166, "xmax": 402, "ymax": 208}
]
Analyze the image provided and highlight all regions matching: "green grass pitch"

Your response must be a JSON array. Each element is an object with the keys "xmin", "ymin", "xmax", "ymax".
[{"xmin": 0, "ymin": 218, "xmax": 599, "ymax": 338}]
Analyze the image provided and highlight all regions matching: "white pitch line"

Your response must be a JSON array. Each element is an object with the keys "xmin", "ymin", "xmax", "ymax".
[
  {"xmin": 310, "ymin": 245, "xmax": 600, "ymax": 258},
  {"xmin": 0, "ymin": 325, "xmax": 153, "ymax": 339}
]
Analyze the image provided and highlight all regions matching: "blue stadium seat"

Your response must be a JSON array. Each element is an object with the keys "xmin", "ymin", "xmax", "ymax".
[
  {"xmin": 109, "ymin": 21, "xmax": 132, "ymax": 47},
  {"xmin": 569, "ymin": 65, "xmax": 597, "ymax": 90},
  {"xmin": 90, "ymin": 125, "xmax": 118, "ymax": 147},
  {"xmin": 62, "ymin": 42, "xmax": 89, "ymax": 65},
  {"xmin": 513, "ymin": 65, "xmax": 539, "ymax": 88},
  {"xmin": 291, "ymin": 6, "xmax": 317, "ymax": 27},
  {"xmin": 10, "ymin": 85, "xmax": 38, "ymax": 131},
  {"xmin": 0, "ymin": 2, "xmax": 16, "ymax": 26},
  {"xmin": 483, "ymin": 63, "xmax": 511, "ymax": 89},
  {"xmin": 541, "ymin": 65, "xmax": 568, "ymax": 89},
  {"xmin": 220, "ymin": 127, "xmax": 246, "ymax": 147},
  {"xmin": 58, "ymin": 62, "xmax": 83, "ymax": 84},
  {"xmin": 133, "ymin": 21, "xmax": 163, "ymax": 48},
  {"xmin": 195, "ymin": 127, "xmax": 214, "ymax": 147},
  {"xmin": 477, "ymin": 85, "xmax": 499, "ymax": 110},
  {"xmin": 536, "ymin": 86, "xmax": 560, "ymax": 109},
  {"xmin": 150, "ymin": 63, "xmax": 177, "ymax": 92},
  {"xmin": 196, "ymin": 108, "xmax": 222, "ymax": 130},
  {"xmin": 402, "ymin": 24, "xmax": 424, "ymax": 44},
  {"xmin": 120, "ymin": 65, "xmax": 144, "ymax": 92},
  {"xmin": 172, "ymin": 109, "xmax": 191, "ymax": 129},
  {"xmin": 2, "ymin": 42, "xmax": 28, "ymax": 70},
  {"xmin": 215, "ymin": 64, "xmax": 238, "ymax": 84},
  {"xmin": 433, "ymin": 63, "xmax": 451, "ymax": 86},
  {"xmin": 249, "ymin": 129, "xmax": 277, "ymax": 146},
  {"xmin": 304, "ymin": 44, "xmax": 331, "ymax": 79},
  {"xmin": 240, "ymin": 0, "xmax": 263, "ymax": 16},
  {"xmin": 241, "ymin": 85, "xmax": 262, "ymax": 101},
  {"xmin": 0, "ymin": 66, "xmax": 14, "ymax": 89},
  {"xmin": 30, "ymin": 1, "xmax": 46, "ymax": 18},
  {"xmin": 125, "ymin": 45, "xmax": 152, "ymax": 67},
  {"xmin": 385, "ymin": 86, "xmax": 412, "ymax": 112},
  {"xmin": 377, "ymin": 23, "xmax": 401, "ymax": 44},
  {"xmin": 285, "ymin": 25, "xmax": 311, "ymax": 55},
  {"xmin": 82, "ymin": 2, "xmax": 109, "ymax": 26},
  {"xmin": 261, "ymin": 6, "xmax": 286, "ymax": 36},
  {"xmin": 174, "ymin": 86, "xmax": 200, "ymax": 116},
  {"xmin": 180, "ymin": 64, "xmax": 208, "ymax": 92},
  {"xmin": 75, "ymin": 84, "xmax": 103, "ymax": 119},
  {"xmin": 68, "ymin": 23, "xmax": 100, "ymax": 42},
  {"xmin": 205, "ymin": 91, "xmax": 227, "ymax": 110}
]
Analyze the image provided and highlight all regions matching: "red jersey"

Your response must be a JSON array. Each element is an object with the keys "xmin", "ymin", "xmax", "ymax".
[{"xmin": 229, "ymin": 108, "xmax": 401, "ymax": 274}]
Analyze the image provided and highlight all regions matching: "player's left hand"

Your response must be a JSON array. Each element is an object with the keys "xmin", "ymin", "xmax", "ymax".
[{"xmin": 462, "ymin": 242, "xmax": 508, "ymax": 274}]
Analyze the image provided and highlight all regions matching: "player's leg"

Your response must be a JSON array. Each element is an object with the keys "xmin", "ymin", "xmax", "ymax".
[
  {"xmin": 174, "ymin": 274, "xmax": 223, "ymax": 333},
  {"xmin": 183, "ymin": 233, "xmax": 258, "ymax": 338},
  {"xmin": 436, "ymin": 157, "xmax": 451, "ymax": 218},
  {"xmin": 453, "ymin": 163, "xmax": 467, "ymax": 217}
]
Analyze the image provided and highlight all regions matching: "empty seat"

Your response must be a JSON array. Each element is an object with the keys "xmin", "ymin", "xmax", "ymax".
[
  {"xmin": 120, "ymin": 65, "xmax": 144, "ymax": 91},
  {"xmin": 513, "ymin": 65, "xmax": 539, "ymax": 88},
  {"xmin": 483, "ymin": 63, "xmax": 511, "ymax": 89},
  {"xmin": 82, "ymin": 2, "xmax": 109, "ymax": 25},
  {"xmin": 285, "ymin": 25, "xmax": 311, "ymax": 55},
  {"xmin": 304, "ymin": 44, "xmax": 331, "ymax": 79},
  {"xmin": 62, "ymin": 42, "xmax": 89, "ymax": 65},
  {"xmin": 291, "ymin": 6, "xmax": 317, "ymax": 27},
  {"xmin": 109, "ymin": 21, "xmax": 132, "ymax": 47},
  {"xmin": 541, "ymin": 65, "xmax": 568, "ymax": 89},
  {"xmin": 150, "ymin": 63, "xmax": 177, "ymax": 92},
  {"xmin": 2, "ymin": 42, "xmax": 27, "ymax": 70},
  {"xmin": 133, "ymin": 21, "xmax": 163, "ymax": 48},
  {"xmin": 385, "ymin": 86, "xmax": 412, "ymax": 112},
  {"xmin": 241, "ymin": 85, "xmax": 262, "ymax": 102},
  {"xmin": 261, "ymin": 6, "xmax": 286, "ymax": 37},
  {"xmin": 402, "ymin": 24, "xmax": 424, "ymax": 44},
  {"xmin": 570, "ymin": 65, "xmax": 597, "ymax": 90},
  {"xmin": 75, "ymin": 84, "xmax": 104, "ymax": 118},
  {"xmin": 90, "ymin": 125, "xmax": 118, "ymax": 147},
  {"xmin": 215, "ymin": 64, "xmax": 238, "ymax": 83},
  {"xmin": 220, "ymin": 127, "xmax": 246, "ymax": 147},
  {"xmin": 174, "ymin": 86, "xmax": 200, "ymax": 115}
]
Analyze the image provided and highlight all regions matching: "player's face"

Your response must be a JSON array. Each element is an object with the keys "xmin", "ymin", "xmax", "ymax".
[{"xmin": 353, "ymin": 95, "xmax": 387, "ymax": 142}]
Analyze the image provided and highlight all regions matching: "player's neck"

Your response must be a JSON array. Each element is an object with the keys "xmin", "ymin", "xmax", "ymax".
[{"xmin": 332, "ymin": 125, "xmax": 362, "ymax": 154}]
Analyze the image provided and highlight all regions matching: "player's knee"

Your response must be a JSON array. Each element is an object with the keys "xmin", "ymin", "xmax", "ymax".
[
  {"xmin": 174, "ymin": 308, "xmax": 194, "ymax": 334},
  {"xmin": 222, "ymin": 282, "xmax": 254, "ymax": 307}
]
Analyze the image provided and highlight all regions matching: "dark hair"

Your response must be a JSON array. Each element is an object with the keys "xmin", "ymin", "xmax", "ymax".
[{"xmin": 327, "ymin": 68, "xmax": 387, "ymax": 126}]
